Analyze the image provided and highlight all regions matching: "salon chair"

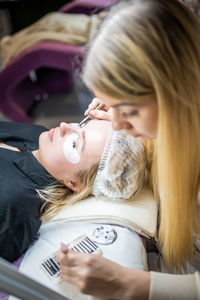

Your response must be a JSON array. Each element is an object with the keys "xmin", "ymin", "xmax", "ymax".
[{"xmin": 0, "ymin": 0, "xmax": 117, "ymax": 123}]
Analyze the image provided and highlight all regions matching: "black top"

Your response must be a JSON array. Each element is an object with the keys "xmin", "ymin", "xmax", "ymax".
[{"xmin": 0, "ymin": 121, "xmax": 54, "ymax": 262}]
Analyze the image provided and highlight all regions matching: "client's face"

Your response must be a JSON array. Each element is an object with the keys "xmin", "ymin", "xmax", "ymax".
[{"xmin": 37, "ymin": 120, "xmax": 112, "ymax": 190}]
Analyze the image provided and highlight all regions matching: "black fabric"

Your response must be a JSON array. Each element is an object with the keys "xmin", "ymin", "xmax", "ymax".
[{"xmin": 0, "ymin": 121, "xmax": 54, "ymax": 262}]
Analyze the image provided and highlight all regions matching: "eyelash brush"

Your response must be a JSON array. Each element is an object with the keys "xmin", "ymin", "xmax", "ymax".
[{"xmin": 79, "ymin": 102, "xmax": 105, "ymax": 127}]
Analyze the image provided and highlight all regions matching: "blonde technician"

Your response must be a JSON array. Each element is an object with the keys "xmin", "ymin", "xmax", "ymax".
[{"xmin": 56, "ymin": 0, "xmax": 200, "ymax": 299}]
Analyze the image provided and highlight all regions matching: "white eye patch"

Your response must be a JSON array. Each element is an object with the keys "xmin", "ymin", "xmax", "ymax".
[{"xmin": 63, "ymin": 133, "xmax": 80, "ymax": 164}]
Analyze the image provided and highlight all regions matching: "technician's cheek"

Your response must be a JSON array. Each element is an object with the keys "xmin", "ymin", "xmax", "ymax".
[{"xmin": 63, "ymin": 134, "xmax": 80, "ymax": 164}]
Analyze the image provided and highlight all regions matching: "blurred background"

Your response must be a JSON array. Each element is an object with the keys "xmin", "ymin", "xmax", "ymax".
[
  {"xmin": 0, "ymin": 0, "xmax": 199, "ymax": 129},
  {"xmin": 0, "ymin": 0, "xmax": 96, "ymax": 128}
]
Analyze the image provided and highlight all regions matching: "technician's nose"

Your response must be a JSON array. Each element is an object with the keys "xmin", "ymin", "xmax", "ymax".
[
  {"xmin": 112, "ymin": 109, "xmax": 123, "ymax": 130},
  {"xmin": 112, "ymin": 120, "xmax": 133, "ymax": 131},
  {"xmin": 112, "ymin": 120, "xmax": 122, "ymax": 131},
  {"xmin": 112, "ymin": 109, "xmax": 133, "ymax": 131},
  {"xmin": 59, "ymin": 122, "xmax": 78, "ymax": 137}
]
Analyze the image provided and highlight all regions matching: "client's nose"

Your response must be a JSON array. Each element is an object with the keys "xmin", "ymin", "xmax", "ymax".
[{"xmin": 59, "ymin": 122, "xmax": 78, "ymax": 137}]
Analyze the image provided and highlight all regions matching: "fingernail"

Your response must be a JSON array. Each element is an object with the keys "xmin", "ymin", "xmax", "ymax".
[
  {"xmin": 61, "ymin": 242, "xmax": 68, "ymax": 253},
  {"xmin": 90, "ymin": 110, "xmax": 96, "ymax": 116}
]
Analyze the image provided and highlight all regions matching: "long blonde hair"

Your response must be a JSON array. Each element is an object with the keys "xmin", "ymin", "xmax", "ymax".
[
  {"xmin": 38, "ymin": 163, "xmax": 99, "ymax": 222},
  {"xmin": 83, "ymin": 0, "xmax": 200, "ymax": 271}
]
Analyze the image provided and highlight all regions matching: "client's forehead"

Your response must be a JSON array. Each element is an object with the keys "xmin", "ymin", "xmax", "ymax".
[{"xmin": 85, "ymin": 119, "xmax": 111, "ymax": 130}]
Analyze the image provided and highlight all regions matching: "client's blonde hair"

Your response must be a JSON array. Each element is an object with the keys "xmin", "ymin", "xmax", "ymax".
[
  {"xmin": 38, "ymin": 163, "xmax": 98, "ymax": 222},
  {"xmin": 83, "ymin": 0, "xmax": 200, "ymax": 271}
]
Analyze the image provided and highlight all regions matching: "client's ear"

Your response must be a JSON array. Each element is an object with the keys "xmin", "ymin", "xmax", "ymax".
[{"xmin": 64, "ymin": 179, "xmax": 85, "ymax": 192}]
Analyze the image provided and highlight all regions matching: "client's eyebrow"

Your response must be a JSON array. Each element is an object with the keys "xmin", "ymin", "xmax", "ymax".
[
  {"xmin": 81, "ymin": 131, "xmax": 86, "ymax": 153},
  {"xmin": 80, "ymin": 119, "xmax": 92, "ymax": 153}
]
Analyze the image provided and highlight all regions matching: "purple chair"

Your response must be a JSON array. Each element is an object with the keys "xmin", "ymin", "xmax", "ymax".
[
  {"xmin": 0, "ymin": 0, "xmax": 117, "ymax": 123},
  {"xmin": 59, "ymin": 0, "xmax": 117, "ymax": 14}
]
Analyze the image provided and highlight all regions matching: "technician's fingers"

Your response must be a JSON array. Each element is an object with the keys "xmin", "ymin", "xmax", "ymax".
[
  {"xmin": 56, "ymin": 246, "xmax": 88, "ymax": 269},
  {"xmin": 58, "ymin": 252, "xmax": 96, "ymax": 291},
  {"xmin": 55, "ymin": 245, "xmax": 75, "ymax": 267},
  {"xmin": 84, "ymin": 98, "xmax": 110, "ymax": 116},
  {"xmin": 60, "ymin": 242, "xmax": 68, "ymax": 253},
  {"xmin": 88, "ymin": 98, "xmax": 101, "ymax": 111},
  {"xmin": 89, "ymin": 109, "xmax": 112, "ymax": 121}
]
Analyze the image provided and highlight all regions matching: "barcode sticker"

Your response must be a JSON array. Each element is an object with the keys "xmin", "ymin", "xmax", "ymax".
[{"xmin": 40, "ymin": 235, "xmax": 102, "ymax": 282}]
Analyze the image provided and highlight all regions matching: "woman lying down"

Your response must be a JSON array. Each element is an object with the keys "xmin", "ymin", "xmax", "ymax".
[
  {"xmin": 0, "ymin": 119, "xmax": 112, "ymax": 262},
  {"xmin": 0, "ymin": 119, "xmax": 152, "ymax": 298}
]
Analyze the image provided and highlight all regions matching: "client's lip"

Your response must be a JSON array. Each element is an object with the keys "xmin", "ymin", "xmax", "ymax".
[{"xmin": 49, "ymin": 128, "xmax": 55, "ymax": 141}]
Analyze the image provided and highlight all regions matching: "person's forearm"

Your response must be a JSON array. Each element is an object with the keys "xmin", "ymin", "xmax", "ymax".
[
  {"xmin": 150, "ymin": 271, "xmax": 200, "ymax": 300},
  {"xmin": 117, "ymin": 268, "xmax": 150, "ymax": 300}
]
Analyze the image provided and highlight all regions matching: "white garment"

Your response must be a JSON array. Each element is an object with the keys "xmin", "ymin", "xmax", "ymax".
[{"xmin": 10, "ymin": 221, "xmax": 147, "ymax": 300}]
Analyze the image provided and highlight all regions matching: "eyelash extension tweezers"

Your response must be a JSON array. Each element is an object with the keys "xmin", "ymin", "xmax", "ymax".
[{"xmin": 79, "ymin": 102, "xmax": 105, "ymax": 127}]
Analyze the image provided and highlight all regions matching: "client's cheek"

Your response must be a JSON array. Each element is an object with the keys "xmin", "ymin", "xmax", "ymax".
[{"xmin": 63, "ymin": 134, "xmax": 80, "ymax": 164}]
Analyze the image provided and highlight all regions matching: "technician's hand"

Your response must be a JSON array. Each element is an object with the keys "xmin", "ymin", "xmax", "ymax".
[
  {"xmin": 85, "ymin": 98, "xmax": 113, "ymax": 122},
  {"xmin": 56, "ymin": 243, "xmax": 150, "ymax": 300}
]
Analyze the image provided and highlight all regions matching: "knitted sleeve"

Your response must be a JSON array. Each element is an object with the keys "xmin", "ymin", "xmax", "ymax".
[{"xmin": 150, "ymin": 271, "xmax": 200, "ymax": 300}]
